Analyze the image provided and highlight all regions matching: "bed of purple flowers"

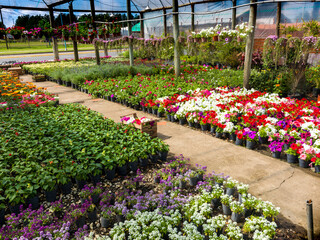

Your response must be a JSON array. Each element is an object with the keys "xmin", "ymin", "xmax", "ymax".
[{"xmin": 0, "ymin": 155, "xmax": 305, "ymax": 240}]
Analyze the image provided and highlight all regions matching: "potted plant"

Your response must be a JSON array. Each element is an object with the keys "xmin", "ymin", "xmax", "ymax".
[
  {"xmin": 285, "ymin": 143, "xmax": 301, "ymax": 163},
  {"xmin": 50, "ymin": 200, "xmax": 64, "ymax": 219},
  {"xmin": 195, "ymin": 164, "xmax": 207, "ymax": 181},
  {"xmin": 100, "ymin": 208, "xmax": 114, "ymax": 228},
  {"xmin": 244, "ymin": 129, "xmax": 258, "ymax": 149},
  {"xmin": 220, "ymin": 194, "xmax": 233, "ymax": 215},
  {"xmin": 87, "ymin": 204, "xmax": 98, "ymax": 222},
  {"xmin": 242, "ymin": 193, "xmax": 258, "ymax": 217},
  {"xmin": 230, "ymin": 201, "xmax": 244, "ymax": 222},
  {"xmin": 261, "ymin": 201, "xmax": 280, "ymax": 222},
  {"xmin": 236, "ymin": 183, "xmax": 249, "ymax": 203},
  {"xmin": 224, "ymin": 178, "xmax": 238, "ymax": 196},
  {"xmin": 311, "ymin": 154, "xmax": 320, "ymax": 173},
  {"xmin": 211, "ymin": 185, "xmax": 224, "ymax": 207},
  {"xmin": 269, "ymin": 141, "xmax": 284, "ymax": 159},
  {"xmin": 71, "ymin": 208, "xmax": 86, "ymax": 228}
]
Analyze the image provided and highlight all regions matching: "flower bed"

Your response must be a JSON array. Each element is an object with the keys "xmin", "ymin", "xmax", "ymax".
[
  {"xmin": 0, "ymin": 71, "xmax": 58, "ymax": 110},
  {"xmin": 0, "ymin": 104, "xmax": 167, "ymax": 211},
  {"xmin": 0, "ymin": 155, "xmax": 286, "ymax": 240}
]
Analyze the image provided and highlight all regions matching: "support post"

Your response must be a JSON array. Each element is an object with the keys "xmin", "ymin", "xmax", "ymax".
[
  {"xmin": 243, "ymin": 0, "xmax": 257, "ymax": 89},
  {"xmin": 69, "ymin": 2, "xmax": 79, "ymax": 62},
  {"xmin": 172, "ymin": 0, "xmax": 180, "ymax": 77},
  {"xmin": 0, "ymin": 8, "xmax": 8, "ymax": 50},
  {"xmin": 163, "ymin": 8, "xmax": 167, "ymax": 36},
  {"xmin": 306, "ymin": 200, "xmax": 314, "ymax": 240},
  {"xmin": 90, "ymin": 0, "xmax": 100, "ymax": 65},
  {"xmin": 276, "ymin": 2, "xmax": 281, "ymax": 37},
  {"xmin": 231, "ymin": 0, "xmax": 237, "ymax": 30},
  {"xmin": 49, "ymin": 7, "xmax": 59, "ymax": 61},
  {"xmin": 140, "ymin": 13, "xmax": 144, "ymax": 38},
  {"xmin": 127, "ymin": 0, "xmax": 134, "ymax": 66},
  {"xmin": 191, "ymin": 4, "xmax": 195, "ymax": 32}
]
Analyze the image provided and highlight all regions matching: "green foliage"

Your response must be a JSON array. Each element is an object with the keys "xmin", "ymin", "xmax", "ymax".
[
  {"xmin": 250, "ymin": 68, "xmax": 292, "ymax": 96},
  {"xmin": 302, "ymin": 19, "xmax": 320, "ymax": 37},
  {"xmin": 306, "ymin": 65, "xmax": 320, "ymax": 88}
]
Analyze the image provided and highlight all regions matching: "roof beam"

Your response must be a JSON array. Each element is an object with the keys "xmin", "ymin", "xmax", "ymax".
[{"xmin": 0, "ymin": 5, "xmax": 139, "ymax": 13}]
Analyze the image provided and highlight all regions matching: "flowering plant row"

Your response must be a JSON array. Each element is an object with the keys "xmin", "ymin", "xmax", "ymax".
[
  {"xmin": 0, "ymin": 104, "xmax": 168, "ymax": 208},
  {"xmin": 0, "ymin": 155, "xmax": 280, "ymax": 240}
]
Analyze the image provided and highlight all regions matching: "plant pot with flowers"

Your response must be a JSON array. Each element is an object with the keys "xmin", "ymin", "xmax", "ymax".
[
  {"xmin": 224, "ymin": 177, "xmax": 238, "ymax": 196},
  {"xmin": 71, "ymin": 208, "xmax": 86, "ymax": 228},
  {"xmin": 220, "ymin": 194, "xmax": 233, "ymax": 215},
  {"xmin": 87, "ymin": 204, "xmax": 98, "ymax": 222},
  {"xmin": 235, "ymin": 182, "xmax": 247, "ymax": 202},
  {"xmin": 285, "ymin": 143, "xmax": 301, "ymax": 163},
  {"xmin": 188, "ymin": 170, "xmax": 198, "ymax": 187},
  {"xmin": 100, "ymin": 208, "xmax": 114, "ymax": 228},
  {"xmin": 230, "ymin": 201, "xmax": 244, "ymax": 222},
  {"xmin": 211, "ymin": 185, "xmax": 224, "ymax": 207},
  {"xmin": 215, "ymin": 123, "xmax": 225, "ymax": 138},
  {"xmin": 235, "ymin": 129, "xmax": 245, "ymax": 146},
  {"xmin": 50, "ymin": 200, "xmax": 64, "ymax": 219},
  {"xmin": 242, "ymin": 194, "xmax": 258, "ymax": 217},
  {"xmin": 311, "ymin": 154, "xmax": 320, "ymax": 173},
  {"xmin": 269, "ymin": 141, "xmax": 284, "ymax": 159},
  {"xmin": 244, "ymin": 129, "xmax": 258, "ymax": 149},
  {"xmin": 260, "ymin": 201, "xmax": 280, "ymax": 222},
  {"xmin": 195, "ymin": 164, "xmax": 207, "ymax": 181}
]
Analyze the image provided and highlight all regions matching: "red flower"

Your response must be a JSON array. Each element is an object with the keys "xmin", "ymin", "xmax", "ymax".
[{"xmin": 290, "ymin": 143, "xmax": 298, "ymax": 151}]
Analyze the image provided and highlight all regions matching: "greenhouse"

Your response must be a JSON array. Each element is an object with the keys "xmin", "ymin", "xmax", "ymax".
[{"xmin": 1, "ymin": 0, "xmax": 320, "ymax": 239}]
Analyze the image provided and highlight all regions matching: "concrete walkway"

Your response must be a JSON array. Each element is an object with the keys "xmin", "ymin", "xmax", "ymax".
[{"xmin": 21, "ymin": 75, "xmax": 320, "ymax": 236}]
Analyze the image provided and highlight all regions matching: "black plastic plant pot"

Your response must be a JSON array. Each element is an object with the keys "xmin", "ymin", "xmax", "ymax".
[
  {"xmin": 272, "ymin": 151, "xmax": 281, "ymax": 159},
  {"xmin": 116, "ymin": 214, "xmax": 125, "ymax": 223},
  {"xmin": 88, "ymin": 209, "xmax": 98, "ymax": 222},
  {"xmin": 106, "ymin": 168, "xmax": 116, "ymax": 180},
  {"xmin": 229, "ymin": 133, "xmax": 236, "ymax": 142},
  {"xmin": 0, "ymin": 208, "xmax": 5, "ymax": 224},
  {"xmin": 189, "ymin": 176, "xmax": 198, "ymax": 186},
  {"xmin": 91, "ymin": 194, "xmax": 100, "ymax": 205},
  {"xmin": 157, "ymin": 112, "xmax": 163, "ymax": 118},
  {"xmin": 100, "ymin": 217, "xmax": 110, "ymax": 228},
  {"xmin": 246, "ymin": 140, "xmax": 255, "ymax": 149},
  {"xmin": 139, "ymin": 158, "xmax": 148, "ymax": 167},
  {"xmin": 299, "ymin": 159, "xmax": 310, "ymax": 168},
  {"xmin": 28, "ymin": 196, "xmax": 40, "ymax": 210},
  {"xmin": 45, "ymin": 189, "xmax": 57, "ymax": 202},
  {"xmin": 117, "ymin": 164, "xmax": 128, "ymax": 176},
  {"xmin": 287, "ymin": 154, "xmax": 298, "ymax": 163},
  {"xmin": 61, "ymin": 182, "xmax": 72, "ymax": 195},
  {"xmin": 129, "ymin": 161, "xmax": 138, "ymax": 172},
  {"xmin": 200, "ymin": 124, "xmax": 208, "ymax": 131},
  {"xmin": 149, "ymin": 154, "xmax": 159, "ymax": 163},
  {"xmin": 159, "ymin": 151, "xmax": 168, "ymax": 162},
  {"xmin": 179, "ymin": 118, "xmax": 187, "ymax": 125},
  {"xmin": 259, "ymin": 137, "xmax": 268, "ymax": 144},
  {"xmin": 76, "ymin": 179, "xmax": 87, "ymax": 190},
  {"xmin": 152, "ymin": 108, "xmax": 158, "ymax": 115},
  {"xmin": 9, "ymin": 204, "xmax": 21, "ymax": 215},
  {"xmin": 76, "ymin": 216, "xmax": 86, "ymax": 228},
  {"xmin": 91, "ymin": 174, "xmax": 101, "ymax": 186},
  {"xmin": 236, "ymin": 138, "xmax": 243, "ymax": 146}
]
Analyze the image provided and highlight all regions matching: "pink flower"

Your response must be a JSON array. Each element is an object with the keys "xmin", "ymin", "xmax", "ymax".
[{"xmin": 300, "ymin": 153, "xmax": 307, "ymax": 160}]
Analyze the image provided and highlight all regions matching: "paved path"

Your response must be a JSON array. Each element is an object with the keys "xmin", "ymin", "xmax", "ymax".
[
  {"xmin": 21, "ymin": 75, "xmax": 320, "ymax": 236},
  {"xmin": 0, "ymin": 50, "xmax": 120, "ymax": 63}
]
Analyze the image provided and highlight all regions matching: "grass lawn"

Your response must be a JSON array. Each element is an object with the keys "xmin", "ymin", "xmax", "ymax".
[{"xmin": 0, "ymin": 39, "xmax": 95, "ymax": 55}]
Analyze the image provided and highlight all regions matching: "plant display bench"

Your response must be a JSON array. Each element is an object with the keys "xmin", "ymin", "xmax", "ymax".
[
  {"xmin": 8, "ymin": 67, "xmax": 23, "ymax": 76},
  {"xmin": 121, "ymin": 113, "xmax": 158, "ymax": 138},
  {"xmin": 32, "ymin": 75, "xmax": 46, "ymax": 82}
]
